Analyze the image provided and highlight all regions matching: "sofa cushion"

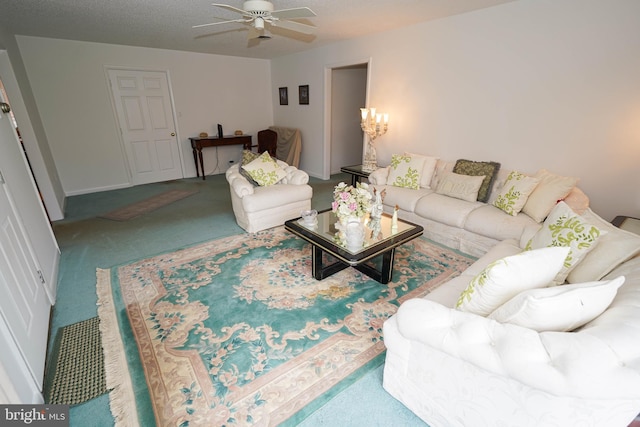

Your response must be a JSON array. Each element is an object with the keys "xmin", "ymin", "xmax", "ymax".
[
  {"xmin": 456, "ymin": 246, "xmax": 570, "ymax": 316},
  {"xmin": 493, "ymin": 171, "xmax": 540, "ymax": 216},
  {"xmin": 488, "ymin": 276, "xmax": 625, "ymax": 332},
  {"xmin": 414, "ymin": 193, "xmax": 483, "ymax": 228},
  {"xmin": 435, "ymin": 172, "xmax": 485, "ymax": 202},
  {"xmin": 242, "ymin": 151, "xmax": 287, "ymax": 186},
  {"xmin": 525, "ymin": 202, "xmax": 606, "ymax": 285},
  {"xmin": 464, "ymin": 205, "xmax": 539, "ymax": 242},
  {"xmin": 386, "ymin": 154, "xmax": 426, "ymax": 190},
  {"xmin": 376, "ymin": 185, "xmax": 432, "ymax": 213},
  {"xmin": 405, "ymin": 152, "xmax": 439, "ymax": 189},
  {"xmin": 241, "ymin": 184, "xmax": 312, "ymax": 213},
  {"xmin": 453, "ymin": 159, "xmax": 501, "ymax": 203},
  {"xmin": 567, "ymin": 209, "xmax": 640, "ymax": 283},
  {"xmin": 522, "ymin": 169, "xmax": 579, "ymax": 222}
]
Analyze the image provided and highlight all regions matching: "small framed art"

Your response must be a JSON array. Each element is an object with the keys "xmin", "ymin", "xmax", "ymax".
[
  {"xmin": 279, "ymin": 87, "xmax": 288, "ymax": 105},
  {"xmin": 299, "ymin": 85, "xmax": 309, "ymax": 105}
]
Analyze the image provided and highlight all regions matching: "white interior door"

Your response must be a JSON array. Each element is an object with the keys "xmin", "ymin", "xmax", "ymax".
[
  {"xmin": 108, "ymin": 69, "xmax": 183, "ymax": 185},
  {"xmin": 0, "ymin": 126, "xmax": 50, "ymax": 392}
]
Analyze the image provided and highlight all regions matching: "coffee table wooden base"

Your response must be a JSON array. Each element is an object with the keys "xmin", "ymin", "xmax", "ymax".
[{"xmin": 311, "ymin": 244, "xmax": 395, "ymax": 284}]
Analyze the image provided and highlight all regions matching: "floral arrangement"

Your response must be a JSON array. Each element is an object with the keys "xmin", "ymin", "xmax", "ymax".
[{"xmin": 332, "ymin": 181, "xmax": 372, "ymax": 220}]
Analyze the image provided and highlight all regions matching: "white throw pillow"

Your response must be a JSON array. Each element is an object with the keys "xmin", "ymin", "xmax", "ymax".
[
  {"xmin": 404, "ymin": 152, "xmax": 439, "ymax": 189},
  {"xmin": 493, "ymin": 171, "xmax": 540, "ymax": 216},
  {"xmin": 456, "ymin": 246, "xmax": 570, "ymax": 316},
  {"xmin": 242, "ymin": 151, "xmax": 287, "ymax": 186},
  {"xmin": 525, "ymin": 202, "xmax": 606, "ymax": 285},
  {"xmin": 522, "ymin": 169, "xmax": 578, "ymax": 222},
  {"xmin": 567, "ymin": 209, "xmax": 640, "ymax": 283},
  {"xmin": 386, "ymin": 154, "xmax": 426, "ymax": 190},
  {"xmin": 435, "ymin": 172, "xmax": 485, "ymax": 202},
  {"xmin": 489, "ymin": 276, "xmax": 625, "ymax": 332}
]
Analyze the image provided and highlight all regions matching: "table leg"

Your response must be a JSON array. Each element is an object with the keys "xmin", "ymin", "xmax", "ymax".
[
  {"xmin": 192, "ymin": 147, "xmax": 199, "ymax": 178},
  {"xmin": 380, "ymin": 248, "xmax": 395, "ymax": 284},
  {"xmin": 198, "ymin": 148, "xmax": 205, "ymax": 180},
  {"xmin": 311, "ymin": 245, "xmax": 348, "ymax": 280}
]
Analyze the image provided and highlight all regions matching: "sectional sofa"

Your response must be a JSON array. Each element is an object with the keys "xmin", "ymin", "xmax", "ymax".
[{"xmin": 368, "ymin": 154, "xmax": 640, "ymax": 426}]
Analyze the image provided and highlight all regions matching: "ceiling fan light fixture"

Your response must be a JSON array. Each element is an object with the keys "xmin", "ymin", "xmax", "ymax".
[
  {"xmin": 258, "ymin": 29, "xmax": 272, "ymax": 39},
  {"xmin": 254, "ymin": 17, "xmax": 265, "ymax": 30}
]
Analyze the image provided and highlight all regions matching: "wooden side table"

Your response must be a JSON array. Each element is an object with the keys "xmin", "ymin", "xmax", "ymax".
[
  {"xmin": 189, "ymin": 135, "xmax": 252, "ymax": 180},
  {"xmin": 340, "ymin": 164, "xmax": 372, "ymax": 186},
  {"xmin": 612, "ymin": 216, "xmax": 640, "ymax": 235}
]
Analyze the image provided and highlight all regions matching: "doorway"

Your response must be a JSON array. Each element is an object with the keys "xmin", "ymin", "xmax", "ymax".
[{"xmin": 326, "ymin": 61, "xmax": 369, "ymax": 178}]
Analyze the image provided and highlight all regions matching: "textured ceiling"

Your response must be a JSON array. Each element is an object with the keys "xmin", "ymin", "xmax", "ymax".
[{"xmin": 0, "ymin": 0, "xmax": 515, "ymax": 59}]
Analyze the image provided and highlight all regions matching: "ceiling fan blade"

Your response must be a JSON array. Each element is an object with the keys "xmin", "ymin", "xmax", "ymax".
[
  {"xmin": 247, "ymin": 26, "xmax": 261, "ymax": 40},
  {"xmin": 271, "ymin": 19, "xmax": 316, "ymax": 35},
  {"xmin": 192, "ymin": 18, "xmax": 247, "ymax": 29},
  {"xmin": 271, "ymin": 7, "xmax": 316, "ymax": 19},
  {"xmin": 211, "ymin": 3, "xmax": 250, "ymax": 16}
]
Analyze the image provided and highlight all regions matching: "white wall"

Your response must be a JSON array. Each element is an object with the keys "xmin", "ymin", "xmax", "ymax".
[
  {"xmin": 0, "ymin": 47, "xmax": 65, "ymax": 220},
  {"xmin": 272, "ymin": 0, "xmax": 640, "ymax": 221},
  {"xmin": 16, "ymin": 36, "xmax": 273, "ymax": 195}
]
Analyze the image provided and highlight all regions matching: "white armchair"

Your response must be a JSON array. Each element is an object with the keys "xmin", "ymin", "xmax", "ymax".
[{"xmin": 225, "ymin": 160, "xmax": 312, "ymax": 233}]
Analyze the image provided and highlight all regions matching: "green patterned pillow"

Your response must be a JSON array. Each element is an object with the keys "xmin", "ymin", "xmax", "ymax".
[
  {"xmin": 525, "ymin": 201, "xmax": 606, "ymax": 284},
  {"xmin": 453, "ymin": 159, "xmax": 501, "ymax": 203},
  {"xmin": 241, "ymin": 151, "xmax": 287, "ymax": 186},
  {"xmin": 493, "ymin": 171, "xmax": 540, "ymax": 216},
  {"xmin": 456, "ymin": 246, "xmax": 570, "ymax": 316},
  {"xmin": 386, "ymin": 154, "xmax": 425, "ymax": 190},
  {"xmin": 241, "ymin": 150, "xmax": 260, "ymax": 165}
]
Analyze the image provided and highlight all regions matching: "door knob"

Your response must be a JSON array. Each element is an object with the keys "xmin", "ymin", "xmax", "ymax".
[
  {"xmin": 170, "ymin": 132, "xmax": 176, "ymax": 136},
  {"xmin": 0, "ymin": 103, "xmax": 10, "ymax": 114}
]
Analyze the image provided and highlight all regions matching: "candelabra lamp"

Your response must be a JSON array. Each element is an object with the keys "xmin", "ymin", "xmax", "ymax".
[{"xmin": 360, "ymin": 107, "xmax": 389, "ymax": 172}]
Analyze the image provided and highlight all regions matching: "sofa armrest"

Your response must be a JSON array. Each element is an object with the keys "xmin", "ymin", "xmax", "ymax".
[
  {"xmin": 368, "ymin": 166, "xmax": 389, "ymax": 185},
  {"xmin": 280, "ymin": 164, "xmax": 309, "ymax": 185},
  {"xmin": 226, "ymin": 164, "xmax": 255, "ymax": 198},
  {"xmin": 393, "ymin": 298, "xmax": 640, "ymax": 399}
]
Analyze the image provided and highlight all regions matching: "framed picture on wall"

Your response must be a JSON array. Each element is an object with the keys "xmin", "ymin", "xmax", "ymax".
[
  {"xmin": 299, "ymin": 85, "xmax": 309, "ymax": 105},
  {"xmin": 279, "ymin": 87, "xmax": 288, "ymax": 105}
]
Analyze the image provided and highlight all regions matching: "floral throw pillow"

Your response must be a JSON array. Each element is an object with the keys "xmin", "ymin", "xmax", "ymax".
[
  {"xmin": 525, "ymin": 201, "xmax": 607, "ymax": 284},
  {"xmin": 241, "ymin": 151, "xmax": 287, "ymax": 186},
  {"xmin": 241, "ymin": 149, "xmax": 260, "ymax": 165},
  {"xmin": 456, "ymin": 246, "xmax": 570, "ymax": 316},
  {"xmin": 453, "ymin": 159, "xmax": 501, "ymax": 203},
  {"xmin": 493, "ymin": 171, "xmax": 540, "ymax": 216},
  {"xmin": 386, "ymin": 154, "xmax": 425, "ymax": 190}
]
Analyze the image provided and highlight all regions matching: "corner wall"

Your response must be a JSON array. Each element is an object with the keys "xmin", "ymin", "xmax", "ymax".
[{"xmin": 271, "ymin": 0, "xmax": 640, "ymax": 220}]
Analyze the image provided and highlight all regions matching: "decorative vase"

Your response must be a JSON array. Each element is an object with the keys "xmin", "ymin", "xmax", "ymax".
[{"xmin": 345, "ymin": 217, "xmax": 365, "ymax": 250}]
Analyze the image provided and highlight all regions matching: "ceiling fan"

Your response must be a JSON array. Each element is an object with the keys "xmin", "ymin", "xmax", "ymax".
[{"xmin": 193, "ymin": 1, "xmax": 317, "ymax": 40}]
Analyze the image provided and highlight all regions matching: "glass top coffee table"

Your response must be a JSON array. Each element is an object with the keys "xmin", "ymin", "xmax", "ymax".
[{"xmin": 285, "ymin": 209, "xmax": 423, "ymax": 284}]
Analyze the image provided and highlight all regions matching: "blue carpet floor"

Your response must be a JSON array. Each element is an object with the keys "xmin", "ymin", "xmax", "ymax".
[{"xmin": 50, "ymin": 172, "xmax": 427, "ymax": 426}]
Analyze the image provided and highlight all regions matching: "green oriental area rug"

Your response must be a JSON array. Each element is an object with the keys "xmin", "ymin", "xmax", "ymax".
[{"xmin": 96, "ymin": 226, "xmax": 474, "ymax": 426}]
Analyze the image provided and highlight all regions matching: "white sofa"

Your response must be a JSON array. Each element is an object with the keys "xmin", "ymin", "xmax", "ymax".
[
  {"xmin": 368, "ymin": 159, "xmax": 589, "ymax": 257},
  {"xmin": 383, "ymin": 236, "xmax": 640, "ymax": 426},
  {"xmin": 372, "ymin": 158, "xmax": 640, "ymax": 426},
  {"xmin": 225, "ymin": 160, "xmax": 312, "ymax": 233}
]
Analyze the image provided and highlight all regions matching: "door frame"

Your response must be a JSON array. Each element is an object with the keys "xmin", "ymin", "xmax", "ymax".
[
  {"xmin": 322, "ymin": 57, "xmax": 372, "ymax": 180},
  {"xmin": 104, "ymin": 66, "xmax": 185, "ymax": 185}
]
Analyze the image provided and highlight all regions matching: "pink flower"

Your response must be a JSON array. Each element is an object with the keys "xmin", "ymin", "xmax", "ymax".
[
  {"xmin": 331, "ymin": 201, "xmax": 338, "ymax": 210},
  {"xmin": 340, "ymin": 192, "xmax": 351, "ymax": 201},
  {"xmin": 349, "ymin": 202, "xmax": 357, "ymax": 211}
]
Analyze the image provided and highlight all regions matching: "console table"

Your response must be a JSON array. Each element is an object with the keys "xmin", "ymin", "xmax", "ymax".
[{"xmin": 189, "ymin": 135, "xmax": 252, "ymax": 180}]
